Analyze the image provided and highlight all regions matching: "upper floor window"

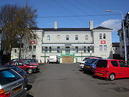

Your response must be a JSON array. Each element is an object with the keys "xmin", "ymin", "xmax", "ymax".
[
  {"xmin": 104, "ymin": 45, "xmax": 107, "ymax": 51},
  {"xmin": 57, "ymin": 35, "xmax": 60, "ymax": 39},
  {"xmin": 66, "ymin": 35, "xmax": 69, "ymax": 40},
  {"xmin": 75, "ymin": 35, "xmax": 78, "ymax": 40},
  {"xmin": 33, "ymin": 45, "xmax": 36, "ymax": 51},
  {"xmin": 47, "ymin": 35, "xmax": 50, "ymax": 41},
  {"xmin": 85, "ymin": 35, "xmax": 88, "ymax": 40},
  {"xmin": 99, "ymin": 45, "xmax": 103, "ymax": 51},
  {"xmin": 29, "ymin": 46, "xmax": 32, "ymax": 51},
  {"xmin": 34, "ymin": 34, "xmax": 37, "ymax": 39},
  {"xmin": 103, "ymin": 33, "xmax": 106, "ymax": 39},
  {"xmin": 99, "ymin": 33, "xmax": 102, "ymax": 39}
]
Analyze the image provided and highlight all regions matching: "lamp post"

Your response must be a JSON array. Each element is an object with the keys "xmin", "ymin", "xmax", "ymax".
[{"xmin": 105, "ymin": 10, "xmax": 127, "ymax": 62}]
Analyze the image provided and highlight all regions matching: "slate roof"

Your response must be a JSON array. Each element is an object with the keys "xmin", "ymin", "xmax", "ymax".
[
  {"xmin": 94, "ymin": 26, "xmax": 112, "ymax": 30},
  {"xmin": 112, "ymin": 42, "xmax": 120, "ymax": 47},
  {"xmin": 31, "ymin": 26, "xmax": 112, "ymax": 31}
]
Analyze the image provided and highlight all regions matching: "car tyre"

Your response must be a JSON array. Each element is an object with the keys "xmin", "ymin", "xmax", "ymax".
[
  {"xmin": 27, "ymin": 69, "xmax": 33, "ymax": 74},
  {"xmin": 109, "ymin": 74, "xmax": 115, "ymax": 81}
]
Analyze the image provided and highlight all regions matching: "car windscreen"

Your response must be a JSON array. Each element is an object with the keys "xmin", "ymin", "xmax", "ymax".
[
  {"xmin": 96, "ymin": 60, "xmax": 107, "ymax": 68},
  {"xmin": 0, "ymin": 69, "xmax": 21, "ymax": 85},
  {"xmin": 86, "ymin": 59, "xmax": 98, "ymax": 64}
]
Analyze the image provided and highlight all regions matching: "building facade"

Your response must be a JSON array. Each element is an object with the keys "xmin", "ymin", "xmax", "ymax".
[
  {"xmin": 11, "ymin": 26, "xmax": 113, "ymax": 63},
  {"xmin": 118, "ymin": 12, "xmax": 129, "ymax": 59}
]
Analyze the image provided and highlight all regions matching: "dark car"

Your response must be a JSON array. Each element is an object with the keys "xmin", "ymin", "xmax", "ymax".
[
  {"xmin": 4, "ymin": 65, "xmax": 28, "ymax": 86},
  {"xmin": 0, "ymin": 66, "xmax": 27, "ymax": 97},
  {"xmin": 83, "ymin": 58, "xmax": 101, "ymax": 73}
]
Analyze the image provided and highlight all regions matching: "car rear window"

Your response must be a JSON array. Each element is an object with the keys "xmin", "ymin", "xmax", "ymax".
[
  {"xmin": 96, "ymin": 60, "xmax": 107, "ymax": 68},
  {"xmin": 111, "ymin": 61, "xmax": 118, "ymax": 67},
  {"xmin": 0, "ymin": 69, "xmax": 21, "ymax": 85}
]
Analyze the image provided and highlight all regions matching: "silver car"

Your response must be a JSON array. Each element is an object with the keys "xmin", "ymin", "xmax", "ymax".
[{"xmin": 0, "ymin": 66, "xmax": 27, "ymax": 97}]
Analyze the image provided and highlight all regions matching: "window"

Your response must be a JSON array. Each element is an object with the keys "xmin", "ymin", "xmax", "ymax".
[
  {"xmin": 87, "ymin": 46, "xmax": 90, "ymax": 53},
  {"xmin": 104, "ymin": 45, "xmax": 107, "ymax": 51},
  {"xmin": 49, "ymin": 47, "xmax": 52, "ymax": 53},
  {"xmin": 84, "ymin": 46, "xmax": 86, "ymax": 53},
  {"xmin": 119, "ymin": 61, "xmax": 128, "ymax": 67},
  {"xmin": 33, "ymin": 46, "xmax": 36, "ymax": 51},
  {"xmin": 99, "ymin": 33, "xmax": 102, "ymax": 39},
  {"xmin": 75, "ymin": 35, "xmax": 78, "ymax": 40},
  {"xmin": 34, "ymin": 34, "xmax": 37, "ymax": 39},
  {"xmin": 47, "ymin": 35, "xmax": 50, "ymax": 41},
  {"xmin": 14, "ymin": 49, "xmax": 17, "ymax": 53},
  {"xmin": 96, "ymin": 60, "xmax": 107, "ymax": 68},
  {"xmin": 99, "ymin": 45, "xmax": 103, "ymax": 51},
  {"xmin": 57, "ymin": 35, "xmax": 60, "ymax": 39},
  {"xmin": 0, "ymin": 69, "xmax": 21, "ymax": 85},
  {"xmin": 111, "ymin": 61, "xmax": 118, "ymax": 67},
  {"xmin": 85, "ymin": 35, "xmax": 88, "ymax": 40},
  {"xmin": 65, "ymin": 46, "xmax": 70, "ymax": 53},
  {"xmin": 29, "ymin": 46, "xmax": 32, "ymax": 51},
  {"xmin": 45, "ymin": 47, "xmax": 48, "ymax": 52},
  {"xmin": 66, "ymin": 35, "xmax": 69, "ymax": 40},
  {"xmin": 57, "ymin": 46, "xmax": 60, "ymax": 53},
  {"xmin": 75, "ymin": 46, "xmax": 78, "ymax": 53},
  {"xmin": 103, "ymin": 33, "xmax": 106, "ymax": 39}
]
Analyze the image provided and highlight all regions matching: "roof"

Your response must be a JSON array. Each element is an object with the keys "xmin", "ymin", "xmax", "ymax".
[
  {"xmin": 31, "ymin": 26, "xmax": 112, "ymax": 31},
  {"xmin": 94, "ymin": 26, "xmax": 112, "ymax": 30},
  {"xmin": 112, "ymin": 42, "xmax": 120, "ymax": 47}
]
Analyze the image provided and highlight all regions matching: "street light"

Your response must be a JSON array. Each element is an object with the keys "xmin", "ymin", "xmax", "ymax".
[{"xmin": 105, "ymin": 10, "xmax": 127, "ymax": 62}]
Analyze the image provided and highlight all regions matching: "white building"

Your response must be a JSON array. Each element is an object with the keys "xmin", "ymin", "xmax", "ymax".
[{"xmin": 11, "ymin": 23, "xmax": 113, "ymax": 63}]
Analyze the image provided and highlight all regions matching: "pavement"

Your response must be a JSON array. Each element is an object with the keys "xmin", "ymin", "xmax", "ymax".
[{"xmin": 27, "ymin": 63, "xmax": 129, "ymax": 97}]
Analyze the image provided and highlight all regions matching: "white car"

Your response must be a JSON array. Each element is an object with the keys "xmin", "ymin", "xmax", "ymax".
[
  {"xmin": 47, "ymin": 56, "xmax": 59, "ymax": 63},
  {"xmin": 79, "ymin": 58, "xmax": 89, "ymax": 70}
]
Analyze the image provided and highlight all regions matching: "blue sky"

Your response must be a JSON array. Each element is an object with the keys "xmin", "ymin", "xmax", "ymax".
[{"xmin": 0, "ymin": 0, "xmax": 129, "ymax": 42}]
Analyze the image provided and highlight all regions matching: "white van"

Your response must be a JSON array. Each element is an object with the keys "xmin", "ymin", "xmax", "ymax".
[{"xmin": 47, "ymin": 56, "xmax": 59, "ymax": 63}]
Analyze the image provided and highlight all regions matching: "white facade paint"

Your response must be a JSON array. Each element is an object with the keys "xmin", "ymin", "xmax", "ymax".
[{"xmin": 11, "ymin": 27, "xmax": 112, "ymax": 63}]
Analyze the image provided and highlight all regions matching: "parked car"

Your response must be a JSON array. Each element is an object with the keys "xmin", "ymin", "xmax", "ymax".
[
  {"xmin": 79, "ymin": 57, "xmax": 102, "ymax": 70},
  {"xmin": 0, "ymin": 66, "xmax": 27, "ymax": 97},
  {"xmin": 21, "ymin": 59, "xmax": 39, "ymax": 66},
  {"xmin": 47, "ymin": 55, "xmax": 59, "ymax": 63},
  {"xmin": 83, "ymin": 58, "xmax": 101, "ymax": 73},
  {"xmin": 9, "ymin": 61, "xmax": 40, "ymax": 74},
  {"xmin": 4, "ymin": 65, "xmax": 28, "ymax": 86},
  {"xmin": 94, "ymin": 59, "xmax": 129, "ymax": 80}
]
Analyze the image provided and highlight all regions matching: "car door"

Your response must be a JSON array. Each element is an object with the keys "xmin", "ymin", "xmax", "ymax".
[{"xmin": 119, "ymin": 61, "xmax": 128, "ymax": 78}]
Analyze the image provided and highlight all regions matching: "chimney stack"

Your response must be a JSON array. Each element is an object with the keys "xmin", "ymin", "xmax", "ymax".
[
  {"xmin": 89, "ymin": 20, "xmax": 94, "ymax": 30},
  {"xmin": 54, "ymin": 21, "xmax": 58, "ymax": 29}
]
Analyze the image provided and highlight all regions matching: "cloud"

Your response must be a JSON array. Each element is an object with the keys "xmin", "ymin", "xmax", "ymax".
[{"xmin": 100, "ymin": 19, "xmax": 121, "ymax": 31}]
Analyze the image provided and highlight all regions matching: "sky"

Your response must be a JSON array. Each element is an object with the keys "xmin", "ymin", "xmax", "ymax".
[{"xmin": 0, "ymin": 0, "xmax": 129, "ymax": 42}]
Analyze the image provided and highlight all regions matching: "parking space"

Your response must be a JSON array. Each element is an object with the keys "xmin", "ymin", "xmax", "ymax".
[{"xmin": 28, "ymin": 63, "xmax": 129, "ymax": 97}]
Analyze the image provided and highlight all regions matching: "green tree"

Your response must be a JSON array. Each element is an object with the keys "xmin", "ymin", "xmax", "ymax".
[{"xmin": 0, "ymin": 4, "xmax": 37, "ymax": 59}]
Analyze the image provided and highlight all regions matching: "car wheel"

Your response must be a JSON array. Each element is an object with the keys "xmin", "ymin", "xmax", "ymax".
[
  {"xmin": 109, "ymin": 74, "xmax": 115, "ymax": 81},
  {"xmin": 27, "ymin": 69, "xmax": 33, "ymax": 74}
]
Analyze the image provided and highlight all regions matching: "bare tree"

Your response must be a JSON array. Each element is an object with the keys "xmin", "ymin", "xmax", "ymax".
[{"xmin": 0, "ymin": 4, "xmax": 37, "ymax": 59}]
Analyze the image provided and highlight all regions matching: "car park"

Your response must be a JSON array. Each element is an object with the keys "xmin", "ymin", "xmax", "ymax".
[
  {"xmin": 94, "ymin": 59, "xmax": 129, "ymax": 80},
  {"xmin": 0, "ymin": 66, "xmax": 27, "ymax": 97}
]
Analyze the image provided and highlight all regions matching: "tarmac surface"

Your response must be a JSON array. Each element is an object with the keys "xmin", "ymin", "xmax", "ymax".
[{"xmin": 28, "ymin": 63, "xmax": 129, "ymax": 97}]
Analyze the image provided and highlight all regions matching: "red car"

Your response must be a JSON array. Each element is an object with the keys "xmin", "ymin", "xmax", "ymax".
[
  {"xmin": 8, "ymin": 61, "xmax": 39, "ymax": 74},
  {"xmin": 94, "ymin": 59, "xmax": 129, "ymax": 80}
]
